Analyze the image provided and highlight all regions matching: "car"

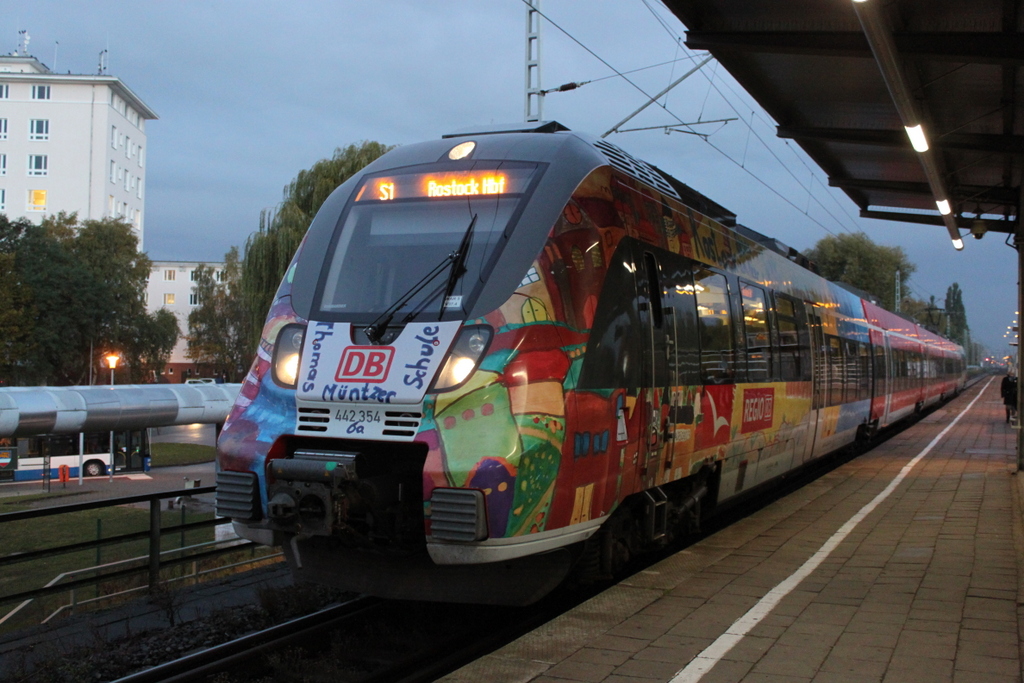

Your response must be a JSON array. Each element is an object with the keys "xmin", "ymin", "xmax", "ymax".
[{"xmin": 185, "ymin": 378, "xmax": 216, "ymax": 385}]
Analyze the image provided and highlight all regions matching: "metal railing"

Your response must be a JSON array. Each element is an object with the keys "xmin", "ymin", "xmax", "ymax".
[{"xmin": 0, "ymin": 486, "xmax": 280, "ymax": 627}]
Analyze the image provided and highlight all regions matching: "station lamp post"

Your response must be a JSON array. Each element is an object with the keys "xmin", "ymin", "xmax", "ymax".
[{"xmin": 105, "ymin": 353, "xmax": 120, "ymax": 481}]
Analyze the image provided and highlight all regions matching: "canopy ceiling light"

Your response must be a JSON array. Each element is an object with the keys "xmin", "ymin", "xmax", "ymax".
[{"xmin": 852, "ymin": 0, "xmax": 963, "ymax": 250}]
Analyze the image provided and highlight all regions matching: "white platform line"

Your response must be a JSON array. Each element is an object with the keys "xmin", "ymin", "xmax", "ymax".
[{"xmin": 670, "ymin": 379, "xmax": 993, "ymax": 683}]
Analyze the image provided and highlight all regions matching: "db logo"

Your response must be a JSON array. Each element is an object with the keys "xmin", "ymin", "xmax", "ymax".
[{"xmin": 336, "ymin": 347, "xmax": 394, "ymax": 383}]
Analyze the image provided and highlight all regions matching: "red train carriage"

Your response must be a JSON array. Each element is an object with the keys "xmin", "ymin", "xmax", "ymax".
[{"xmin": 216, "ymin": 123, "xmax": 965, "ymax": 605}]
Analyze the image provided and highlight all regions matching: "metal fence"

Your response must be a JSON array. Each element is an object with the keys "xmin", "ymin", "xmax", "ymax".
[{"xmin": 0, "ymin": 486, "xmax": 280, "ymax": 627}]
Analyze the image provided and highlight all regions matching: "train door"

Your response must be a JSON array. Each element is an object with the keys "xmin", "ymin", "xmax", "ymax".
[
  {"xmin": 805, "ymin": 305, "xmax": 827, "ymax": 460},
  {"xmin": 869, "ymin": 330, "xmax": 889, "ymax": 426},
  {"xmin": 638, "ymin": 249, "xmax": 675, "ymax": 491}
]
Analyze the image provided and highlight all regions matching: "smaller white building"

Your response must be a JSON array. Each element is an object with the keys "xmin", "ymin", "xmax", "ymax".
[{"xmin": 146, "ymin": 260, "xmax": 224, "ymax": 382}]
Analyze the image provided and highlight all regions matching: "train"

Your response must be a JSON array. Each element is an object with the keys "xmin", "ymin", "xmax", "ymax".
[{"xmin": 215, "ymin": 122, "xmax": 965, "ymax": 605}]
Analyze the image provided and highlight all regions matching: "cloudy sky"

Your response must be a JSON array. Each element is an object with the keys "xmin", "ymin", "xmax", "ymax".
[{"xmin": 7, "ymin": 1, "xmax": 1017, "ymax": 353}]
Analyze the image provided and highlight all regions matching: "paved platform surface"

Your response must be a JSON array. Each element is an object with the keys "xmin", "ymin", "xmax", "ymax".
[{"xmin": 443, "ymin": 378, "xmax": 1023, "ymax": 683}]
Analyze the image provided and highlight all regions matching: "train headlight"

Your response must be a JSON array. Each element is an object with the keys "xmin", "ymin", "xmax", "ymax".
[
  {"xmin": 431, "ymin": 325, "xmax": 492, "ymax": 392},
  {"xmin": 272, "ymin": 323, "xmax": 306, "ymax": 388}
]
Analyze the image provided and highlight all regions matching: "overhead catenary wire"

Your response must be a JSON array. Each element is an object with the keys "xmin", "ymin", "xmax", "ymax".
[
  {"xmin": 521, "ymin": 0, "xmax": 848, "ymax": 238},
  {"xmin": 532, "ymin": 0, "xmax": 946, "ymax": 304}
]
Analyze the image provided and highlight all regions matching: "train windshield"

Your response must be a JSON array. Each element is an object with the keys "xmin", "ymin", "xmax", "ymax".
[{"xmin": 317, "ymin": 164, "xmax": 537, "ymax": 322}]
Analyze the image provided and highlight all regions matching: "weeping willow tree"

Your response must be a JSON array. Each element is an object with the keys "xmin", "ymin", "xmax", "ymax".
[{"xmin": 240, "ymin": 141, "xmax": 393, "ymax": 351}]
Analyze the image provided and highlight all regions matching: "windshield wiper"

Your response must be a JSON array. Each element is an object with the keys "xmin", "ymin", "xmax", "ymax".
[
  {"xmin": 438, "ymin": 214, "xmax": 477, "ymax": 320},
  {"xmin": 363, "ymin": 214, "xmax": 477, "ymax": 344}
]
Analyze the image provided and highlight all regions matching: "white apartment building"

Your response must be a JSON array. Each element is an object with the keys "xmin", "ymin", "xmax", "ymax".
[
  {"xmin": 0, "ymin": 54, "xmax": 157, "ymax": 247},
  {"xmin": 147, "ymin": 260, "xmax": 224, "ymax": 382}
]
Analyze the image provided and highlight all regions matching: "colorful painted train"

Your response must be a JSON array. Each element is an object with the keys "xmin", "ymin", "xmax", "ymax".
[{"xmin": 215, "ymin": 122, "xmax": 965, "ymax": 605}]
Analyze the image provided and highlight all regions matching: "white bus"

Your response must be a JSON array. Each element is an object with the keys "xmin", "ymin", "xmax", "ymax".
[{"xmin": 0, "ymin": 429, "xmax": 151, "ymax": 482}]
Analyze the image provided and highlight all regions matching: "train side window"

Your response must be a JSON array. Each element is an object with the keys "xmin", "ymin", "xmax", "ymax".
[
  {"xmin": 858, "ymin": 342, "xmax": 871, "ymax": 400},
  {"xmin": 775, "ymin": 295, "xmax": 811, "ymax": 382},
  {"xmin": 577, "ymin": 241, "xmax": 643, "ymax": 390},
  {"xmin": 740, "ymin": 282, "xmax": 771, "ymax": 382},
  {"xmin": 828, "ymin": 336, "xmax": 844, "ymax": 405},
  {"xmin": 661, "ymin": 257, "xmax": 701, "ymax": 385},
  {"xmin": 694, "ymin": 269, "xmax": 734, "ymax": 383},
  {"xmin": 643, "ymin": 252, "xmax": 664, "ymax": 330}
]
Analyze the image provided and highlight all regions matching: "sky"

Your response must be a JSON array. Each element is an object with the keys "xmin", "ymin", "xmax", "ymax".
[{"xmin": 5, "ymin": 1, "xmax": 1018, "ymax": 354}]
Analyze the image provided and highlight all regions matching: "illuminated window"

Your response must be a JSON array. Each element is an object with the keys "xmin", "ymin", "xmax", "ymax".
[
  {"xmin": 0, "ymin": 85, "xmax": 7, "ymax": 99},
  {"xmin": 740, "ymin": 283, "xmax": 771, "ymax": 381},
  {"xmin": 0, "ymin": 154, "xmax": 6, "ymax": 176},
  {"xmin": 0, "ymin": 119, "xmax": 7, "ymax": 140},
  {"xmin": 163, "ymin": 293, "xmax": 175, "ymax": 305},
  {"xmin": 31, "ymin": 85, "xmax": 50, "ymax": 100},
  {"xmin": 164, "ymin": 269, "xmax": 176, "ymax": 282},
  {"xmin": 28, "ymin": 155, "xmax": 47, "ymax": 176},
  {"xmin": 29, "ymin": 119, "xmax": 49, "ymax": 141},
  {"xmin": 28, "ymin": 189, "xmax": 47, "ymax": 212}
]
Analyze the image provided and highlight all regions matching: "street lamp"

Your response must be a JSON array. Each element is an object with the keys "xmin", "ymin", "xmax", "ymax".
[{"xmin": 105, "ymin": 353, "xmax": 120, "ymax": 481}]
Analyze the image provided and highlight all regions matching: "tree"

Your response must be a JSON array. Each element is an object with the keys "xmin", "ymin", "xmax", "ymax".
[
  {"xmin": 945, "ymin": 283, "xmax": 969, "ymax": 346},
  {"xmin": 240, "ymin": 141, "xmax": 393, "ymax": 350},
  {"xmin": 0, "ymin": 211, "xmax": 177, "ymax": 385},
  {"xmin": 187, "ymin": 247, "xmax": 249, "ymax": 381},
  {"xmin": 805, "ymin": 232, "xmax": 916, "ymax": 311},
  {"xmin": 0, "ymin": 216, "xmax": 34, "ymax": 384}
]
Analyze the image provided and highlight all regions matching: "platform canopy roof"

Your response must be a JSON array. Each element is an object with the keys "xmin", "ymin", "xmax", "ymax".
[{"xmin": 663, "ymin": 0, "xmax": 1023, "ymax": 249}]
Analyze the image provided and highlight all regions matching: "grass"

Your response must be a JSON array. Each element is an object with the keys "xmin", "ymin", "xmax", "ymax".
[
  {"xmin": 0, "ymin": 503, "xmax": 217, "ymax": 634},
  {"xmin": 149, "ymin": 442, "xmax": 216, "ymax": 467}
]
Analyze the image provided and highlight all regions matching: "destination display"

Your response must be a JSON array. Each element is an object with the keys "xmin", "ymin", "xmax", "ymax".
[{"xmin": 354, "ymin": 168, "xmax": 533, "ymax": 203}]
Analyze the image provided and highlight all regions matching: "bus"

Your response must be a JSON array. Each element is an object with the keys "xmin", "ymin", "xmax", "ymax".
[{"xmin": 0, "ymin": 429, "xmax": 151, "ymax": 482}]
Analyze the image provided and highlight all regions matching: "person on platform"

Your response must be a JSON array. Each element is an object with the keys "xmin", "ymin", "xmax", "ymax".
[{"xmin": 1001, "ymin": 372, "xmax": 1018, "ymax": 423}]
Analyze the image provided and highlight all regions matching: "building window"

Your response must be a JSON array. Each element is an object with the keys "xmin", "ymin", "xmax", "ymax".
[
  {"xmin": 189, "ymin": 269, "xmax": 198, "ymax": 282},
  {"xmin": 163, "ymin": 293, "xmax": 175, "ymax": 305},
  {"xmin": 0, "ymin": 189, "xmax": 5, "ymax": 212},
  {"xmin": 29, "ymin": 119, "xmax": 49, "ymax": 141},
  {"xmin": 138, "ymin": 147, "xmax": 144, "ymax": 168},
  {"xmin": 124, "ymin": 172, "xmax": 130, "ymax": 191},
  {"xmin": 125, "ymin": 136, "xmax": 131, "ymax": 158},
  {"xmin": 0, "ymin": 154, "xmax": 6, "ymax": 176},
  {"xmin": 215, "ymin": 270, "xmax": 225, "ymax": 283},
  {"xmin": 111, "ymin": 125, "xmax": 117, "ymax": 149},
  {"xmin": 136, "ymin": 178, "xmax": 143, "ymax": 199},
  {"xmin": 189, "ymin": 293, "xmax": 199, "ymax": 306},
  {"xmin": 0, "ymin": 84, "xmax": 8, "ymax": 99},
  {"xmin": 108, "ymin": 195, "xmax": 115, "ymax": 215},
  {"xmin": 110, "ymin": 161, "xmax": 116, "ymax": 183},
  {"xmin": 164, "ymin": 269, "xmax": 176, "ymax": 282},
  {"xmin": 0, "ymin": 119, "xmax": 7, "ymax": 140},
  {"xmin": 31, "ymin": 85, "xmax": 51, "ymax": 100},
  {"xmin": 28, "ymin": 189, "xmax": 47, "ymax": 212},
  {"xmin": 28, "ymin": 155, "xmax": 48, "ymax": 176}
]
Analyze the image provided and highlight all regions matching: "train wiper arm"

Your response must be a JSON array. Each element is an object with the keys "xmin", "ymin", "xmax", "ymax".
[
  {"xmin": 438, "ymin": 214, "xmax": 477, "ymax": 320},
  {"xmin": 364, "ymin": 253, "xmax": 455, "ymax": 344},
  {"xmin": 363, "ymin": 214, "xmax": 477, "ymax": 344}
]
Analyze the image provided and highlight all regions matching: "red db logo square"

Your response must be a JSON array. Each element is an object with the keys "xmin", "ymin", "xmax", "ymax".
[{"xmin": 336, "ymin": 347, "xmax": 394, "ymax": 383}]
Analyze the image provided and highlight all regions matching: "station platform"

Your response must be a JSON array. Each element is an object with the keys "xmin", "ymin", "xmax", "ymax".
[{"xmin": 442, "ymin": 377, "xmax": 1022, "ymax": 683}]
